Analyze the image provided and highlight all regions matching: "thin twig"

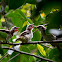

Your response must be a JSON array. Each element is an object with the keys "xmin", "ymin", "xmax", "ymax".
[
  {"xmin": 2, "ymin": 47, "xmax": 55, "ymax": 62},
  {"xmin": 41, "ymin": 44, "xmax": 53, "ymax": 49},
  {"xmin": 7, "ymin": 53, "xmax": 20, "ymax": 62},
  {"xmin": 0, "ymin": 40, "xmax": 62, "ymax": 45},
  {"xmin": 33, "ymin": 29, "xmax": 38, "ymax": 33},
  {"xmin": 0, "ymin": 53, "xmax": 8, "ymax": 62},
  {"xmin": 1, "ymin": 44, "xmax": 53, "ymax": 62},
  {"xmin": 38, "ymin": 59, "xmax": 42, "ymax": 62}
]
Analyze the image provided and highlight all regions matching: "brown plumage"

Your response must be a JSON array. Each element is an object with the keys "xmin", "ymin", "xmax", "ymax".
[
  {"xmin": 16, "ymin": 24, "xmax": 33, "ymax": 43},
  {"xmin": 0, "ymin": 26, "xmax": 19, "ymax": 42},
  {"xmin": 36, "ymin": 25, "xmax": 60, "ymax": 48}
]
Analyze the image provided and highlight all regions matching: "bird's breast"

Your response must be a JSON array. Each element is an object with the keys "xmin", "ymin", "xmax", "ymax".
[{"xmin": 25, "ymin": 32, "xmax": 33, "ymax": 40}]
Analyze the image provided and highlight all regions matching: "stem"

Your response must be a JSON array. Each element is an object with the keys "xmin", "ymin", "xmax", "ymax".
[
  {"xmin": 0, "ymin": 53, "xmax": 8, "ymax": 62},
  {"xmin": 8, "ymin": 53, "xmax": 20, "ymax": 62},
  {"xmin": 2, "ymin": 47, "xmax": 55, "ymax": 62},
  {"xmin": 0, "ymin": 40, "xmax": 62, "ymax": 45}
]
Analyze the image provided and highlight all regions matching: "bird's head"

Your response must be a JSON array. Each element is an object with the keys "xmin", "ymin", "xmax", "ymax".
[
  {"xmin": 26, "ymin": 24, "xmax": 33, "ymax": 31},
  {"xmin": 11, "ymin": 26, "xmax": 19, "ymax": 33},
  {"xmin": 35, "ymin": 25, "xmax": 46, "ymax": 31}
]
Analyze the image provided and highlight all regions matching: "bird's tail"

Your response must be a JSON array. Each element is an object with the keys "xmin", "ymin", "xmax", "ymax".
[
  {"xmin": 15, "ymin": 36, "xmax": 28, "ymax": 43},
  {"xmin": 15, "ymin": 38, "xmax": 20, "ymax": 41}
]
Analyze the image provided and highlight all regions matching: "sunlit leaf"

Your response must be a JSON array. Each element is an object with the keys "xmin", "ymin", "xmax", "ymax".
[
  {"xmin": 37, "ymin": 44, "xmax": 46, "ymax": 56},
  {"xmin": 1, "ymin": 17, "xmax": 5, "ymax": 22},
  {"xmin": 6, "ymin": 9, "xmax": 27, "ymax": 31},
  {"xmin": 22, "ymin": 21, "xmax": 29, "ymax": 28},
  {"xmin": 0, "ymin": 54, "xmax": 2, "ymax": 58}
]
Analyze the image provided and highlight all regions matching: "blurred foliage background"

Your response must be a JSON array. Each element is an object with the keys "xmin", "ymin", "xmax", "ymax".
[{"xmin": 0, "ymin": 0, "xmax": 62, "ymax": 62}]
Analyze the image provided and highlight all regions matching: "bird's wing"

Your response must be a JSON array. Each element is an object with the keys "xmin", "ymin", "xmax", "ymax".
[
  {"xmin": 0, "ymin": 29, "xmax": 10, "ymax": 34},
  {"xmin": 20, "ymin": 30, "xmax": 30, "ymax": 36},
  {"xmin": 49, "ymin": 34, "xmax": 56, "ymax": 40}
]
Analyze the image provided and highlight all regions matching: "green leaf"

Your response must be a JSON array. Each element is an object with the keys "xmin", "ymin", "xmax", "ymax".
[
  {"xmin": 29, "ymin": 56, "xmax": 36, "ymax": 62},
  {"xmin": 45, "ymin": 11, "xmax": 62, "ymax": 32},
  {"xmin": 0, "ymin": 31, "xmax": 8, "ymax": 40},
  {"xmin": 31, "ymin": 0, "xmax": 62, "ymax": 20},
  {"xmin": 0, "ymin": 46, "xmax": 4, "ymax": 55},
  {"xmin": 22, "ymin": 21, "xmax": 28, "ymax": 28},
  {"xmin": 20, "ymin": 46, "xmax": 31, "ymax": 62},
  {"xmin": 37, "ymin": 44, "xmax": 46, "ymax": 56},
  {"xmin": 21, "ymin": 25, "xmax": 27, "ymax": 32},
  {"xmin": 2, "ymin": 55, "xmax": 10, "ymax": 62},
  {"xmin": 48, "ymin": 48, "xmax": 60, "ymax": 61},
  {"xmin": 26, "ymin": 0, "xmax": 36, "ymax": 4},
  {"xmin": 0, "ymin": 0, "xmax": 1, "ymax": 2},
  {"xmin": 27, "ymin": 18, "xmax": 33, "ymax": 24},
  {"xmin": 20, "ymin": 54, "xmax": 29, "ymax": 62},
  {"xmin": 10, "ymin": 52, "xmax": 20, "ymax": 62},
  {"xmin": 0, "ymin": 20, "xmax": 2, "ymax": 27},
  {"xmin": 17, "ymin": 9, "xmax": 27, "ymax": 20},
  {"xmin": 28, "ymin": 44, "xmax": 37, "ymax": 51},
  {"xmin": 0, "ymin": 15, "xmax": 1, "ymax": 19},
  {"xmin": 6, "ymin": 9, "xmax": 27, "ymax": 31},
  {"xmin": 8, "ymin": 0, "xmax": 26, "ymax": 9},
  {"xmin": 32, "ymin": 30, "xmax": 41, "ymax": 41},
  {"xmin": 20, "ymin": 46, "xmax": 30, "ymax": 53}
]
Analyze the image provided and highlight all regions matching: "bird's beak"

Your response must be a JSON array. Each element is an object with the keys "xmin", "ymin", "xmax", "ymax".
[
  {"xmin": 32, "ymin": 24, "xmax": 34, "ymax": 28},
  {"xmin": 34, "ymin": 26, "xmax": 38, "ymax": 28},
  {"xmin": 15, "ymin": 27, "xmax": 20, "ymax": 31},
  {"xmin": 31, "ymin": 24, "xmax": 34, "ymax": 29}
]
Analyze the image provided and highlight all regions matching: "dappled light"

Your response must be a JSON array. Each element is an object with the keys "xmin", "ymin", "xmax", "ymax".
[{"xmin": 0, "ymin": 0, "xmax": 62, "ymax": 62}]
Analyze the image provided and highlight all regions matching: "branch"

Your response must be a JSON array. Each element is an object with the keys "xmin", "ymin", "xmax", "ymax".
[
  {"xmin": 0, "ymin": 40, "xmax": 62, "ymax": 45},
  {"xmin": 41, "ymin": 44, "xmax": 53, "ymax": 49},
  {"xmin": 0, "ymin": 53, "xmax": 8, "ymax": 62},
  {"xmin": 38, "ymin": 59, "xmax": 42, "ymax": 62},
  {"xmin": 8, "ymin": 53, "xmax": 20, "ymax": 62},
  {"xmin": 2, "ymin": 47, "xmax": 55, "ymax": 62}
]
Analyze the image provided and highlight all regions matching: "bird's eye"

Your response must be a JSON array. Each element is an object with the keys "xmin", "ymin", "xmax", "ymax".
[
  {"xmin": 28, "ymin": 25, "xmax": 32, "ymax": 28},
  {"xmin": 30, "ymin": 25, "xmax": 32, "ymax": 27},
  {"xmin": 14, "ymin": 27, "xmax": 17, "ymax": 29}
]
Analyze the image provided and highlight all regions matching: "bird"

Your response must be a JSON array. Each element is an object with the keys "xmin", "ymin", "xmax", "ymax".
[
  {"xmin": 0, "ymin": 26, "xmax": 19, "ymax": 61},
  {"xmin": 36, "ymin": 25, "xmax": 60, "ymax": 48},
  {"xmin": 16, "ymin": 24, "xmax": 33, "ymax": 43},
  {"xmin": 0, "ymin": 26, "xmax": 19, "ymax": 60},
  {"xmin": 49, "ymin": 29, "xmax": 62, "ymax": 40},
  {"xmin": 0, "ymin": 26, "xmax": 19, "ymax": 42}
]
